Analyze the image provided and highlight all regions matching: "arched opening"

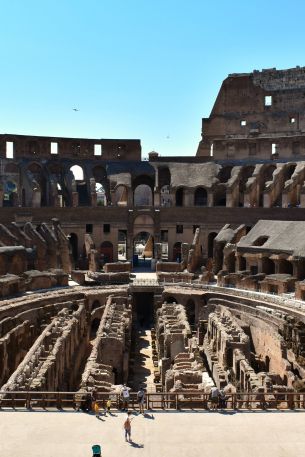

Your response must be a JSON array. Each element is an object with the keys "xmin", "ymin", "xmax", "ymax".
[
  {"xmin": 100, "ymin": 241, "xmax": 113, "ymax": 263},
  {"xmin": 28, "ymin": 163, "xmax": 47, "ymax": 206},
  {"xmin": 208, "ymin": 232, "xmax": 217, "ymax": 258},
  {"xmin": 118, "ymin": 230, "xmax": 127, "ymax": 260},
  {"xmin": 70, "ymin": 165, "xmax": 89, "ymax": 206},
  {"xmin": 134, "ymin": 184, "xmax": 153, "ymax": 206},
  {"xmin": 93, "ymin": 166, "xmax": 110, "ymax": 204},
  {"xmin": 262, "ymin": 257, "xmax": 275, "ymax": 275},
  {"xmin": 114, "ymin": 185, "xmax": 128, "ymax": 206},
  {"xmin": 175, "ymin": 187, "xmax": 184, "ymax": 207},
  {"xmin": 160, "ymin": 185, "xmax": 171, "ymax": 207},
  {"xmin": 70, "ymin": 165, "xmax": 84, "ymax": 180},
  {"xmin": 91, "ymin": 300, "xmax": 101, "ymax": 311},
  {"xmin": 194, "ymin": 187, "xmax": 208, "ymax": 206},
  {"xmin": 133, "ymin": 232, "xmax": 153, "ymax": 268},
  {"xmin": 3, "ymin": 180, "xmax": 17, "ymax": 207},
  {"xmin": 173, "ymin": 241, "xmax": 182, "ymax": 262},
  {"xmin": 133, "ymin": 175, "xmax": 154, "ymax": 206},
  {"xmin": 186, "ymin": 299, "xmax": 196, "ymax": 326},
  {"xmin": 69, "ymin": 233, "xmax": 78, "ymax": 268},
  {"xmin": 265, "ymin": 355, "xmax": 270, "ymax": 372},
  {"xmin": 91, "ymin": 318, "xmax": 101, "ymax": 338},
  {"xmin": 96, "ymin": 182, "xmax": 107, "ymax": 206},
  {"xmin": 239, "ymin": 166, "xmax": 255, "ymax": 206}
]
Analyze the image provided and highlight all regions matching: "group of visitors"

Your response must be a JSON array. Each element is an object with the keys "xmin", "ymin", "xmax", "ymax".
[
  {"xmin": 209, "ymin": 386, "xmax": 228, "ymax": 409},
  {"xmin": 91, "ymin": 384, "xmax": 146, "ymax": 456}
]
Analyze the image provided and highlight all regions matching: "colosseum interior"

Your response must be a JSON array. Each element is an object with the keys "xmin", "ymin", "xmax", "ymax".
[{"xmin": 2, "ymin": 66, "xmax": 305, "ymax": 409}]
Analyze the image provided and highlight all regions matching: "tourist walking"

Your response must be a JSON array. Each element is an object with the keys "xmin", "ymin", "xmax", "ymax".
[
  {"xmin": 137, "ymin": 387, "xmax": 145, "ymax": 414},
  {"xmin": 124, "ymin": 412, "xmax": 133, "ymax": 442}
]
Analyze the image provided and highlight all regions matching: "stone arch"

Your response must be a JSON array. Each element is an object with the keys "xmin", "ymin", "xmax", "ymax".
[
  {"xmin": 100, "ymin": 241, "xmax": 113, "ymax": 263},
  {"xmin": 92, "ymin": 165, "xmax": 110, "ymax": 203},
  {"xmin": 239, "ymin": 166, "xmax": 255, "ymax": 206},
  {"xmin": 134, "ymin": 184, "xmax": 153, "ymax": 206},
  {"xmin": 194, "ymin": 187, "xmax": 208, "ymax": 206},
  {"xmin": 133, "ymin": 215, "xmax": 154, "ymax": 237},
  {"xmin": 27, "ymin": 162, "xmax": 47, "ymax": 206},
  {"xmin": 70, "ymin": 164, "xmax": 89, "ymax": 206},
  {"xmin": 133, "ymin": 175, "xmax": 154, "ymax": 206}
]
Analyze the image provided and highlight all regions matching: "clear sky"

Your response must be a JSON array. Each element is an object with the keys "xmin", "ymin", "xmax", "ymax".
[{"xmin": 1, "ymin": 0, "xmax": 305, "ymax": 157}]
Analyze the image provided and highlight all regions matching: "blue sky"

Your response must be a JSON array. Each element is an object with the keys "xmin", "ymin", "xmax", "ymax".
[{"xmin": 1, "ymin": 0, "xmax": 305, "ymax": 157}]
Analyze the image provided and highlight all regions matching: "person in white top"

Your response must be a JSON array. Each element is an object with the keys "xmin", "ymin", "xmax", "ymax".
[{"xmin": 121, "ymin": 384, "xmax": 130, "ymax": 410}]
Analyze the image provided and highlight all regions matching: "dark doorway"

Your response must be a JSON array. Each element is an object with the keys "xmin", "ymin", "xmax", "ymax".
[{"xmin": 133, "ymin": 292, "xmax": 154, "ymax": 329}]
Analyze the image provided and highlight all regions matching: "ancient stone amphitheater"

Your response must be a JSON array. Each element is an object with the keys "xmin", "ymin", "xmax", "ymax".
[{"xmin": 2, "ymin": 66, "xmax": 305, "ymax": 411}]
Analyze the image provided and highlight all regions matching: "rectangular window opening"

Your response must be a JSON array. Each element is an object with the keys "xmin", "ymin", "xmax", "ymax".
[
  {"xmin": 50, "ymin": 142, "xmax": 58, "ymax": 155},
  {"xmin": 193, "ymin": 225, "xmax": 200, "ymax": 234},
  {"xmin": 103, "ymin": 224, "xmax": 110, "ymax": 234},
  {"xmin": 290, "ymin": 117, "xmax": 296, "ymax": 124},
  {"xmin": 6, "ymin": 141, "xmax": 14, "ymax": 159},
  {"xmin": 94, "ymin": 144, "xmax": 102, "ymax": 156},
  {"xmin": 265, "ymin": 95, "xmax": 272, "ymax": 106},
  {"xmin": 240, "ymin": 120, "xmax": 247, "ymax": 127},
  {"xmin": 272, "ymin": 143, "xmax": 278, "ymax": 155},
  {"xmin": 176, "ymin": 224, "xmax": 183, "ymax": 234},
  {"xmin": 86, "ymin": 224, "xmax": 93, "ymax": 234}
]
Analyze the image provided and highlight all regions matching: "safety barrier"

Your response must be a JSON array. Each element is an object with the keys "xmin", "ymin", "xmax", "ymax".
[{"xmin": 0, "ymin": 391, "xmax": 304, "ymax": 411}]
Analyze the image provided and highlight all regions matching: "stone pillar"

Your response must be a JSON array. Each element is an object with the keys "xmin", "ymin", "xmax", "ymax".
[
  {"xmin": 72, "ymin": 192, "xmax": 79, "ymax": 207},
  {"xmin": 91, "ymin": 192, "xmax": 97, "ymax": 207},
  {"xmin": 154, "ymin": 190, "xmax": 160, "ymax": 207},
  {"xmin": 32, "ymin": 189, "xmax": 41, "ymax": 208},
  {"xmin": 208, "ymin": 190, "xmax": 214, "ymax": 207}
]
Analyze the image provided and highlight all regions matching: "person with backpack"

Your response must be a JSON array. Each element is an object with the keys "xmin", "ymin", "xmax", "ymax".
[
  {"xmin": 137, "ymin": 387, "xmax": 145, "ymax": 414},
  {"xmin": 121, "ymin": 384, "xmax": 130, "ymax": 411}
]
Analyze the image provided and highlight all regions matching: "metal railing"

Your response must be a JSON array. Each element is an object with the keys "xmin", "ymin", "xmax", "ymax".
[{"xmin": 1, "ymin": 391, "xmax": 304, "ymax": 411}]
